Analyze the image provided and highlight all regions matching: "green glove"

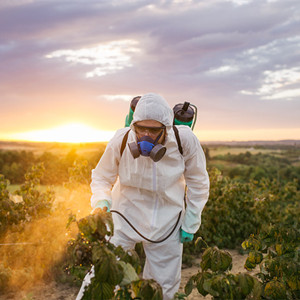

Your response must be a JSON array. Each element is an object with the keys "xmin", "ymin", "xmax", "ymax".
[
  {"xmin": 180, "ymin": 229, "xmax": 194, "ymax": 243},
  {"xmin": 93, "ymin": 200, "xmax": 110, "ymax": 213}
]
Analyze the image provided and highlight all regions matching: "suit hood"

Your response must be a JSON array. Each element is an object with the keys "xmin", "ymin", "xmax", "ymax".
[{"xmin": 131, "ymin": 93, "xmax": 174, "ymax": 127}]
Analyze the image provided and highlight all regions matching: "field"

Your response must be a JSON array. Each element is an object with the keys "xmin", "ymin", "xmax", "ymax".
[
  {"xmin": 0, "ymin": 140, "xmax": 299, "ymax": 299},
  {"xmin": 0, "ymin": 250, "xmax": 253, "ymax": 300}
]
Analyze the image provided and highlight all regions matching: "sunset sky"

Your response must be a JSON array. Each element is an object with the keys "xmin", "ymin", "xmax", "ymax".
[{"xmin": 1, "ymin": 0, "xmax": 299, "ymax": 142}]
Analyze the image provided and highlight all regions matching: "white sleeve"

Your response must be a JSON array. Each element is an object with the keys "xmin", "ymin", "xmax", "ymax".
[
  {"xmin": 180, "ymin": 126, "xmax": 210, "ymax": 234},
  {"xmin": 90, "ymin": 128, "xmax": 128, "ymax": 209}
]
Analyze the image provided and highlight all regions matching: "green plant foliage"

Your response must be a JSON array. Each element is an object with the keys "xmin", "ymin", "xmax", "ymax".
[
  {"xmin": 264, "ymin": 279, "xmax": 287, "ymax": 300},
  {"xmin": 185, "ymin": 246, "xmax": 262, "ymax": 299},
  {"xmin": 198, "ymin": 168, "xmax": 261, "ymax": 249},
  {"xmin": 131, "ymin": 279, "xmax": 163, "ymax": 300},
  {"xmin": 77, "ymin": 213, "xmax": 114, "ymax": 242},
  {"xmin": 241, "ymin": 234, "xmax": 262, "ymax": 251},
  {"xmin": 210, "ymin": 150, "xmax": 300, "ymax": 187},
  {"xmin": 64, "ymin": 159, "xmax": 91, "ymax": 189},
  {"xmin": 118, "ymin": 261, "xmax": 139, "ymax": 286},
  {"xmin": 92, "ymin": 245, "xmax": 124, "ymax": 285},
  {"xmin": 200, "ymin": 246, "xmax": 232, "ymax": 272},
  {"xmin": 16, "ymin": 163, "xmax": 54, "ymax": 218},
  {"xmin": 196, "ymin": 167, "xmax": 299, "ymax": 250},
  {"xmin": 62, "ymin": 211, "xmax": 163, "ymax": 299},
  {"xmin": 82, "ymin": 281, "xmax": 115, "ymax": 300},
  {"xmin": 0, "ymin": 146, "xmax": 106, "ymax": 185},
  {"xmin": 242, "ymin": 216, "xmax": 300, "ymax": 299},
  {"xmin": 0, "ymin": 163, "xmax": 54, "ymax": 238}
]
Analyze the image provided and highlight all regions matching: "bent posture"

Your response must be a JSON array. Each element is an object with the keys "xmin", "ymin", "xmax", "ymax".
[{"xmin": 77, "ymin": 93, "xmax": 209, "ymax": 300}]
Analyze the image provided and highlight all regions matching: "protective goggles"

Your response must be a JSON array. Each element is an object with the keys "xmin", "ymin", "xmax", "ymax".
[{"xmin": 133, "ymin": 124, "xmax": 166, "ymax": 136}]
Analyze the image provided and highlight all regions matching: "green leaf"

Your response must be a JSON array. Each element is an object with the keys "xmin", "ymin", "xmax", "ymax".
[
  {"xmin": 195, "ymin": 236, "xmax": 208, "ymax": 251},
  {"xmin": 184, "ymin": 276, "xmax": 194, "ymax": 296},
  {"xmin": 118, "ymin": 261, "xmax": 139, "ymax": 286},
  {"xmin": 202, "ymin": 277, "xmax": 220, "ymax": 297},
  {"xmin": 88, "ymin": 216, "xmax": 98, "ymax": 233},
  {"xmin": 237, "ymin": 273, "xmax": 254, "ymax": 296},
  {"xmin": 82, "ymin": 280, "xmax": 114, "ymax": 300},
  {"xmin": 242, "ymin": 235, "xmax": 262, "ymax": 251},
  {"xmin": 264, "ymin": 280, "xmax": 287, "ymax": 300},
  {"xmin": 251, "ymin": 277, "xmax": 263, "ymax": 300},
  {"xmin": 244, "ymin": 257, "xmax": 257, "ymax": 271},
  {"xmin": 93, "ymin": 245, "xmax": 124, "ymax": 285},
  {"xmin": 201, "ymin": 246, "xmax": 232, "ymax": 272},
  {"xmin": 200, "ymin": 247, "xmax": 213, "ymax": 271},
  {"xmin": 219, "ymin": 249, "xmax": 232, "ymax": 272},
  {"xmin": 248, "ymin": 250, "xmax": 263, "ymax": 264},
  {"xmin": 132, "ymin": 279, "xmax": 163, "ymax": 300},
  {"xmin": 195, "ymin": 271, "xmax": 212, "ymax": 296}
]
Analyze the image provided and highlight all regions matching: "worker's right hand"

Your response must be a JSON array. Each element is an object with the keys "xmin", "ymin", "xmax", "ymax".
[{"xmin": 92, "ymin": 200, "xmax": 110, "ymax": 214}]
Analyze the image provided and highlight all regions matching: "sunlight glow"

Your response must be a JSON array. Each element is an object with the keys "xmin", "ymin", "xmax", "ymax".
[
  {"xmin": 8, "ymin": 123, "xmax": 116, "ymax": 143},
  {"xmin": 3, "ymin": 124, "xmax": 299, "ymax": 143}
]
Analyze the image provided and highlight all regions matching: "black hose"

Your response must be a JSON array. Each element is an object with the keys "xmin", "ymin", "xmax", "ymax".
[
  {"xmin": 110, "ymin": 210, "xmax": 182, "ymax": 243},
  {"xmin": 190, "ymin": 104, "xmax": 197, "ymax": 130}
]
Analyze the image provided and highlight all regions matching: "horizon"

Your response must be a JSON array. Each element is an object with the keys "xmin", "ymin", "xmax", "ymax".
[
  {"xmin": 0, "ymin": 136, "xmax": 299, "ymax": 146},
  {"xmin": 1, "ymin": 120, "xmax": 299, "ymax": 144},
  {"xmin": 0, "ymin": 125, "xmax": 299, "ymax": 144}
]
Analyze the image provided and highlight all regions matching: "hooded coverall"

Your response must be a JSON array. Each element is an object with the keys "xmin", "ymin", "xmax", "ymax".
[{"xmin": 77, "ymin": 93, "xmax": 210, "ymax": 300}]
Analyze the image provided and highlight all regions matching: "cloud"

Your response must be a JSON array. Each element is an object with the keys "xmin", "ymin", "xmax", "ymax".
[
  {"xmin": 207, "ymin": 65, "xmax": 240, "ymax": 75},
  {"xmin": 226, "ymin": 0, "xmax": 254, "ymax": 6},
  {"xmin": 262, "ymin": 88, "xmax": 300, "ymax": 100},
  {"xmin": 241, "ymin": 66, "xmax": 300, "ymax": 100},
  {"xmin": 102, "ymin": 94, "xmax": 134, "ymax": 102},
  {"xmin": 45, "ymin": 40, "xmax": 141, "ymax": 78},
  {"xmin": 0, "ymin": 0, "xmax": 34, "ymax": 9},
  {"xmin": 204, "ymin": 33, "xmax": 300, "ymax": 100}
]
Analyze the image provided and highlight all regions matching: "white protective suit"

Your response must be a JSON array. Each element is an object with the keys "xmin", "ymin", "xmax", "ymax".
[{"xmin": 79, "ymin": 93, "xmax": 209, "ymax": 300}]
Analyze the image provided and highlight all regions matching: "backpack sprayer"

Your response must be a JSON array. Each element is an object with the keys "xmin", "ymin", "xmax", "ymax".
[
  {"xmin": 125, "ymin": 96, "xmax": 197, "ymax": 129},
  {"xmin": 124, "ymin": 96, "xmax": 141, "ymax": 127},
  {"xmin": 173, "ymin": 101, "xmax": 197, "ymax": 130},
  {"xmin": 112, "ymin": 96, "xmax": 198, "ymax": 243}
]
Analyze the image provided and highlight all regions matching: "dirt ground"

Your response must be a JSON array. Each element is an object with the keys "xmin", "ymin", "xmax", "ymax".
[{"xmin": 1, "ymin": 250, "xmax": 255, "ymax": 300}]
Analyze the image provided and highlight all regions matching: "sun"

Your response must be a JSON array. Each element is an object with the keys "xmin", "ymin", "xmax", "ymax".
[{"xmin": 9, "ymin": 123, "xmax": 115, "ymax": 143}]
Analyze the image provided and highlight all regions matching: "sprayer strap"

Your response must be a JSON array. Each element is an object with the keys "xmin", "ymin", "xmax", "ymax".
[
  {"xmin": 120, "ymin": 126, "xmax": 182, "ymax": 157},
  {"xmin": 120, "ymin": 129, "xmax": 130, "ymax": 156},
  {"xmin": 173, "ymin": 125, "xmax": 183, "ymax": 155}
]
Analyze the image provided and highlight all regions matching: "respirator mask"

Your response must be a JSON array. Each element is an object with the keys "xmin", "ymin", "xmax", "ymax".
[{"xmin": 128, "ymin": 124, "xmax": 166, "ymax": 162}]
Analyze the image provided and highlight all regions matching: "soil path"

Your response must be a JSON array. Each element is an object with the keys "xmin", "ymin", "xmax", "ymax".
[{"xmin": 1, "ymin": 250, "xmax": 254, "ymax": 300}]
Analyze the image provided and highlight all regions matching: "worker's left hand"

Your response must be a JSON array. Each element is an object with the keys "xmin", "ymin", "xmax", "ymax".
[{"xmin": 180, "ymin": 229, "xmax": 194, "ymax": 243}]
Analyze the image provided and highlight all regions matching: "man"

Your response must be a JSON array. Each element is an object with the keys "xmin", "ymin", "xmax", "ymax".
[{"xmin": 79, "ymin": 93, "xmax": 209, "ymax": 300}]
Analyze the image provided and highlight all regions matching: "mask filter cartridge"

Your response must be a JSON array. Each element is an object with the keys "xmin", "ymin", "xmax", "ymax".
[{"xmin": 128, "ymin": 133, "xmax": 166, "ymax": 162}]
